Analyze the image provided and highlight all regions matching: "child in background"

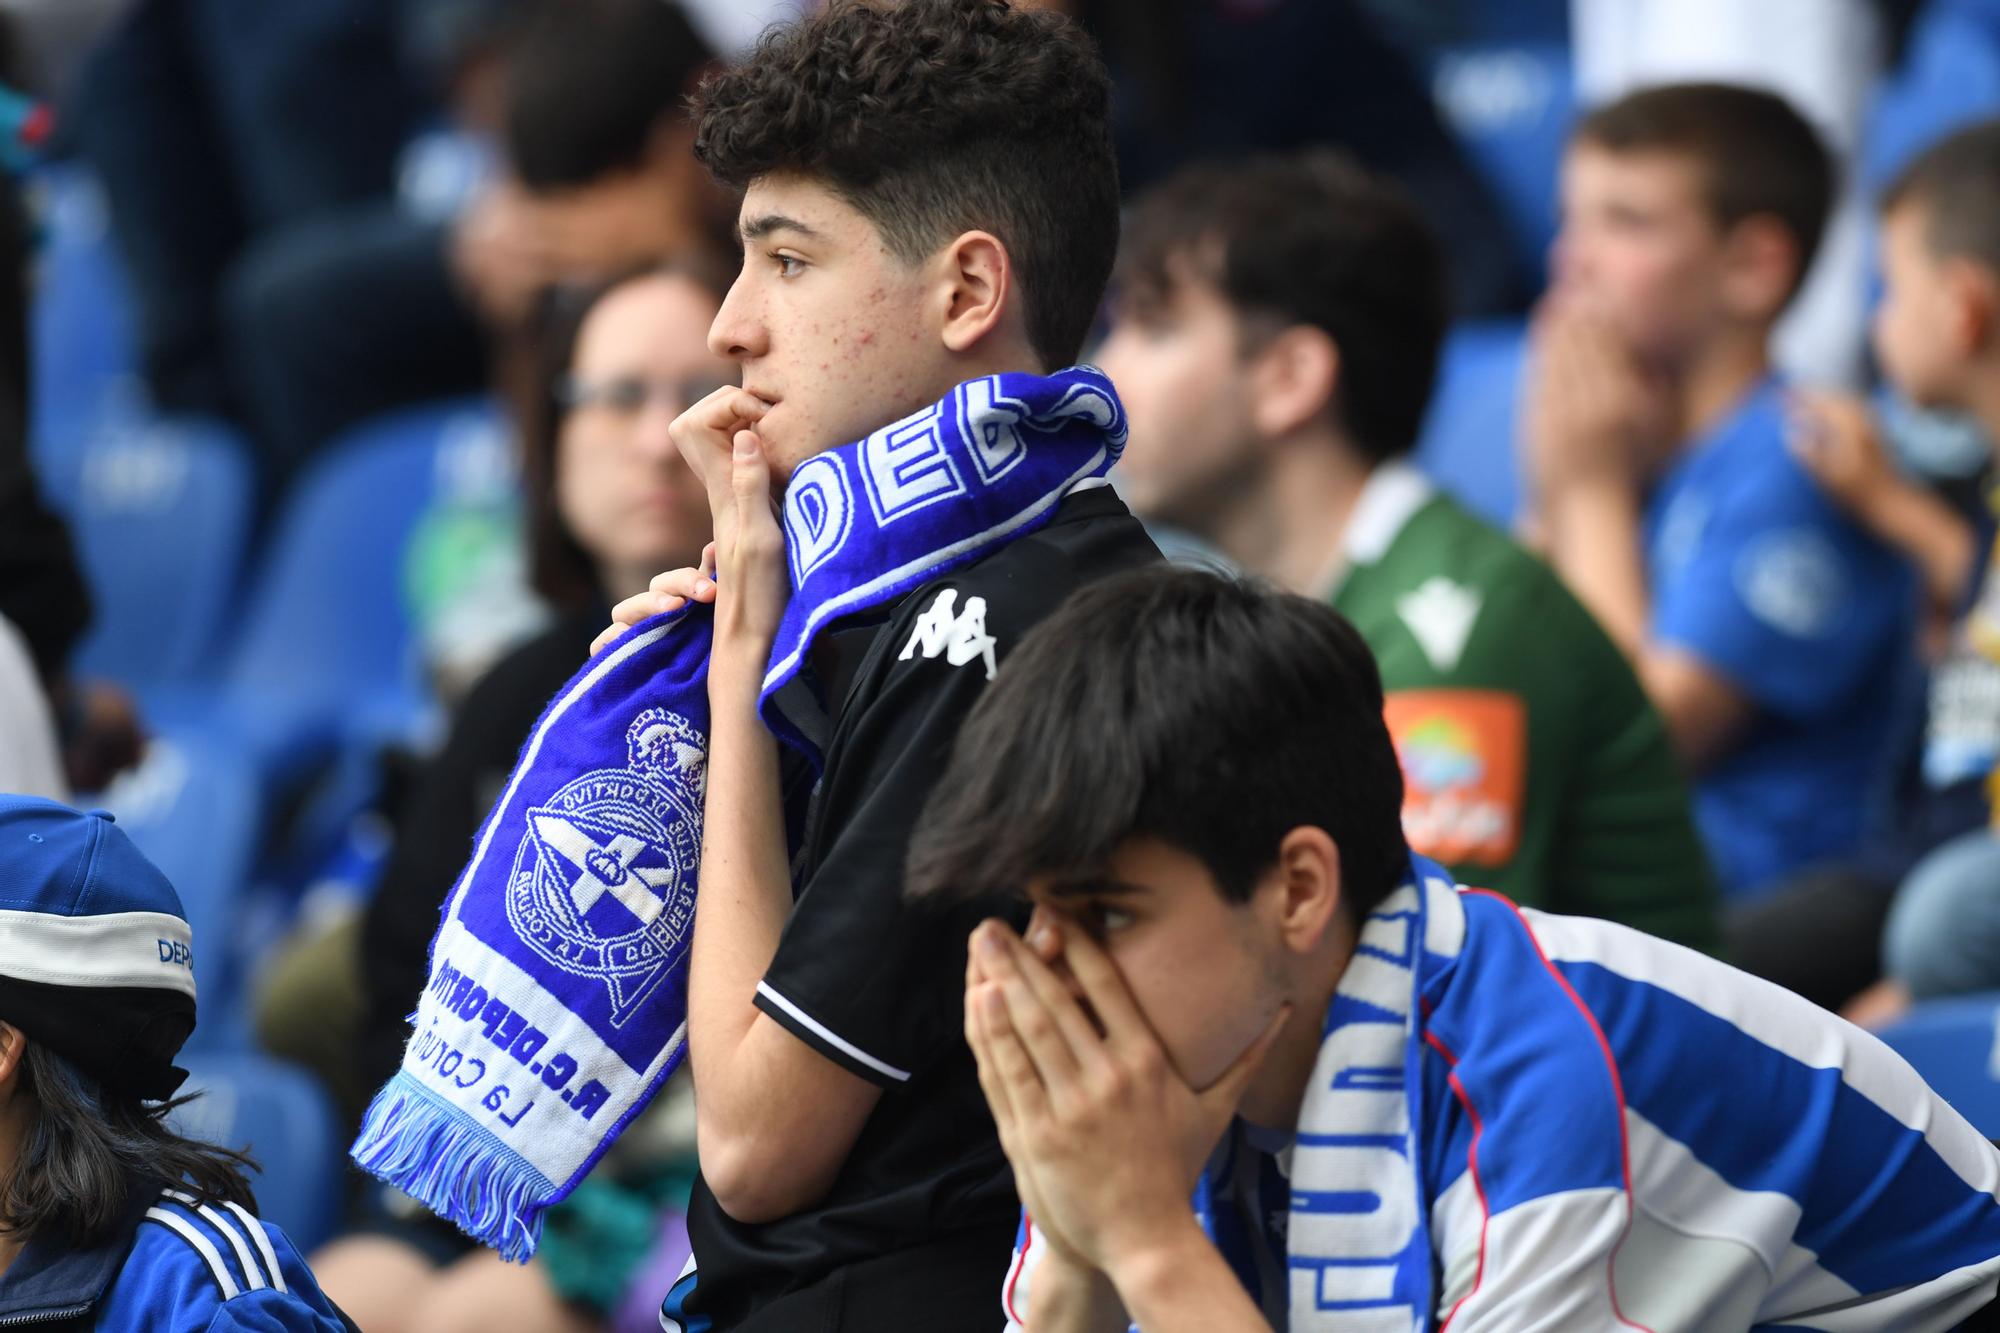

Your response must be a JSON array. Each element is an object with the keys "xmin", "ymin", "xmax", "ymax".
[
  {"xmin": 1783, "ymin": 120, "xmax": 2000, "ymax": 1019},
  {"xmin": 1525, "ymin": 83, "xmax": 1916, "ymax": 901}
]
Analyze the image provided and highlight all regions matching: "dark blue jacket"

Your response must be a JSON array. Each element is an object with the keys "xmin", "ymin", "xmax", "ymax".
[{"xmin": 0, "ymin": 1184, "xmax": 353, "ymax": 1331}]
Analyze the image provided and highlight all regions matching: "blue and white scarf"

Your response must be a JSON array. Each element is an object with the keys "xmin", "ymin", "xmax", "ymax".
[
  {"xmin": 1280, "ymin": 857, "xmax": 1461, "ymax": 1329},
  {"xmin": 1185, "ymin": 858, "xmax": 1461, "ymax": 1328},
  {"xmin": 350, "ymin": 369, "xmax": 1126, "ymax": 1260}
]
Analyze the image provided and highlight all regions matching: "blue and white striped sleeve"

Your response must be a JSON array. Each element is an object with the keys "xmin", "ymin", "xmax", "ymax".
[{"xmin": 101, "ymin": 1191, "xmax": 350, "ymax": 1332}]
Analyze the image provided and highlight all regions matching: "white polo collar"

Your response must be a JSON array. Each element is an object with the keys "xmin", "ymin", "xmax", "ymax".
[{"xmin": 1314, "ymin": 460, "xmax": 1434, "ymax": 600}]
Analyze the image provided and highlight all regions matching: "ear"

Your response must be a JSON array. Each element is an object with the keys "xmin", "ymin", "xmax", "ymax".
[
  {"xmin": 1942, "ymin": 255, "xmax": 2000, "ymax": 359},
  {"xmin": 937, "ymin": 231, "xmax": 1013, "ymax": 357},
  {"xmin": 0, "ymin": 1022, "xmax": 22, "ymax": 1095},
  {"xmin": 1248, "ymin": 324, "xmax": 1340, "ymax": 439},
  {"xmin": 1267, "ymin": 826, "xmax": 1342, "ymax": 955},
  {"xmin": 1719, "ymin": 214, "xmax": 1805, "ymax": 322}
]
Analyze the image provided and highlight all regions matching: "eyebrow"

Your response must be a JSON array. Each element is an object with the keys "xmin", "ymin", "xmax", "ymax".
[
  {"xmin": 1042, "ymin": 876, "xmax": 1149, "ymax": 901},
  {"xmin": 739, "ymin": 213, "xmax": 825, "ymax": 243}
]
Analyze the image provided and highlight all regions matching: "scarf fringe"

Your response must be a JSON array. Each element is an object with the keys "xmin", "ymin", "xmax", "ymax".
[{"xmin": 349, "ymin": 1073, "xmax": 554, "ymax": 1262}]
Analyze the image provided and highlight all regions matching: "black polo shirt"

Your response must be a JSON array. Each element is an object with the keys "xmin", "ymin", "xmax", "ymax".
[{"xmin": 680, "ymin": 484, "xmax": 1160, "ymax": 1331}]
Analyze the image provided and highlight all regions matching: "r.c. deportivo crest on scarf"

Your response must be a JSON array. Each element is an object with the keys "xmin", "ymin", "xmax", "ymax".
[
  {"xmin": 351, "ymin": 368, "xmax": 1127, "ymax": 1260},
  {"xmin": 503, "ymin": 707, "xmax": 705, "ymax": 1031}
]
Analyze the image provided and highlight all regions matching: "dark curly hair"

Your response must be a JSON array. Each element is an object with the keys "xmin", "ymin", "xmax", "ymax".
[{"xmin": 691, "ymin": 0, "xmax": 1120, "ymax": 371}]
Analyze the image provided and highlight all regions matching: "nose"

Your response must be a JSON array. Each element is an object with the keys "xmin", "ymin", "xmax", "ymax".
[{"xmin": 708, "ymin": 271, "xmax": 767, "ymax": 362}]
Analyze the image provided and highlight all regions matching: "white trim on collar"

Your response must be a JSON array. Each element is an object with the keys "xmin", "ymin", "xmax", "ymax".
[{"xmin": 1314, "ymin": 461, "xmax": 1435, "ymax": 599}]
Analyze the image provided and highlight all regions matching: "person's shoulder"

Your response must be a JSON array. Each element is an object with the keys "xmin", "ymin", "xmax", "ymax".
[
  {"xmin": 877, "ymin": 485, "xmax": 1161, "ymax": 672},
  {"xmin": 954, "ymin": 483, "xmax": 1157, "ymax": 599},
  {"xmin": 1395, "ymin": 493, "xmax": 1630, "ymax": 667},
  {"xmin": 1402, "ymin": 491, "xmax": 1564, "ymax": 595},
  {"xmin": 464, "ymin": 610, "xmax": 602, "ymax": 703},
  {"xmin": 1698, "ymin": 384, "xmax": 1866, "ymax": 527},
  {"xmin": 106, "ymin": 1193, "xmax": 343, "ymax": 1330}
]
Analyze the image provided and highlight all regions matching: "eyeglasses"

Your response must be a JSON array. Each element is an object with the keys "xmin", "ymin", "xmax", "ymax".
[{"xmin": 558, "ymin": 374, "xmax": 734, "ymax": 416}]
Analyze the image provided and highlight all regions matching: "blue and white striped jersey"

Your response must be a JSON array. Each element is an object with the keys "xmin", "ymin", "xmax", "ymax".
[{"xmin": 1003, "ymin": 873, "xmax": 2000, "ymax": 1331}]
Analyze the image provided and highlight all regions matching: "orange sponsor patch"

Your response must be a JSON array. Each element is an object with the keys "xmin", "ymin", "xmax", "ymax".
[{"xmin": 1382, "ymin": 689, "xmax": 1526, "ymax": 868}]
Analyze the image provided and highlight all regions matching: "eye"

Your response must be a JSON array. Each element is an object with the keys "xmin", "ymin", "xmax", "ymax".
[
  {"xmin": 773, "ymin": 252, "xmax": 807, "ymax": 278},
  {"xmin": 601, "ymin": 377, "xmax": 650, "ymax": 412},
  {"xmin": 1075, "ymin": 901, "xmax": 1134, "ymax": 937}
]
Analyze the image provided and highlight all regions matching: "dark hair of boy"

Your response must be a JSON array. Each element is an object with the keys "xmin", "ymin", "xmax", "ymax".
[
  {"xmin": 0, "ymin": 1043, "xmax": 256, "ymax": 1249},
  {"xmin": 1114, "ymin": 150, "xmax": 1449, "ymax": 464},
  {"xmin": 907, "ymin": 567, "xmax": 1410, "ymax": 921},
  {"xmin": 689, "ymin": 0, "xmax": 1121, "ymax": 371},
  {"xmin": 1884, "ymin": 118, "xmax": 2000, "ymax": 271},
  {"xmin": 501, "ymin": 0, "xmax": 717, "ymax": 189},
  {"xmin": 1573, "ymin": 82, "xmax": 1836, "ymax": 302}
]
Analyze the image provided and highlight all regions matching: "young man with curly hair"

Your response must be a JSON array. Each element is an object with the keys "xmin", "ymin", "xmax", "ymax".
[{"xmin": 591, "ymin": 2, "xmax": 1157, "ymax": 1328}]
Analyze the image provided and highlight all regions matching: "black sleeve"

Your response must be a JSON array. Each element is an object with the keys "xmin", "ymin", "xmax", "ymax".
[
  {"xmin": 755, "ymin": 577, "xmax": 1025, "ymax": 1088},
  {"xmin": 356, "ymin": 620, "xmax": 594, "ymax": 1089}
]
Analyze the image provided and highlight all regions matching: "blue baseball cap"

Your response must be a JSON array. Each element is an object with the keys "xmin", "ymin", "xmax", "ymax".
[{"xmin": 0, "ymin": 796, "xmax": 197, "ymax": 1099}]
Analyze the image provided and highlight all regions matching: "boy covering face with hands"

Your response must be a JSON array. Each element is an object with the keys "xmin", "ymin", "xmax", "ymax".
[{"xmin": 909, "ymin": 567, "xmax": 2000, "ymax": 1332}]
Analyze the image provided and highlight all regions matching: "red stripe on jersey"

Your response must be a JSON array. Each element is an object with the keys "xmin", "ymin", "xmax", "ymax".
[
  {"xmin": 1425, "ymin": 1029, "xmax": 1490, "ymax": 1329},
  {"xmin": 1005, "ymin": 1214, "xmax": 1033, "ymax": 1326},
  {"xmin": 1464, "ymin": 889, "xmax": 1657, "ymax": 1333}
]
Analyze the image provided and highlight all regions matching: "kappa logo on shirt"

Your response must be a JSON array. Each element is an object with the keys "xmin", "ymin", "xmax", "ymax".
[
  {"xmin": 1383, "ymin": 689, "xmax": 1525, "ymax": 868},
  {"xmin": 899, "ymin": 588, "xmax": 998, "ymax": 679}
]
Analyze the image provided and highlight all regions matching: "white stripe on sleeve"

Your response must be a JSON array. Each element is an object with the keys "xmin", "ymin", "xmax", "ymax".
[
  {"xmin": 222, "ymin": 1200, "xmax": 287, "ymax": 1294},
  {"xmin": 145, "ymin": 1207, "xmax": 241, "ymax": 1301},
  {"xmin": 755, "ymin": 981, "xmax": 911, "ymax": 1082}
]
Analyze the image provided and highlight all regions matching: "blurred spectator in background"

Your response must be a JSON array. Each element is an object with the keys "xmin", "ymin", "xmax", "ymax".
[
  {"xmin": 227, "ymin": 0, "xmax": 730, "ymax": 485},
  {"xmin": 0, "ymin": 612, "xmax": 62, "ymax": 797},
  {"xmin": 1752, "ymin": 122, "xmax": 2000, "ymax": 1019},
  {"xmin": 0, "ymin": 179, "xmax": 83, "ymax": 753},
  {"xmin": 0, "ymin": 0, "xmax": 140, "ymax": 98},
  {"xmin": 270, "ymin": 262, "xmax": 725, "ymax": 1333},
  {"xmin": 1570, "ymin": 0, "xmax": 1888, "ymax": 384},
  {"xmin": 1097, "ymin": 150, "xmax": 1719, "ymax": 949},
  {"xmin": 1027, "ymin": 0, "xmax": 1535, "ymax": 317},
  {"xmin": 447, "ymin": 0, "xmax": 727, "ymax": 327},
  {"xmin": 1526, "ymin": 83, "xmax": 1918, "ymax": 903},
  {"xmin": 64, "ymin": 0, "xmax": 431, "ymax": 421},
  {"xmin": 0, "ymin": 120, "xmax": 141, "ymax": 797},
  {"xmin": 65, "ymin": 0, "xmax": 731, "ymax": 490}
]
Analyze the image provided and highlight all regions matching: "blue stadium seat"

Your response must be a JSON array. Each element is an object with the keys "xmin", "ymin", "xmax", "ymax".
[
  {"xmin": 168, "ymin": 1053, "xmax": 346, "ymax": 1254},
  {"xmin": 92, "ymin": 725, "xmax": 266, "ymax": 1048},
  {"xmin": 1415, "ymin": 320, "xmax": 1528, "ymax": 528},
  {"xmin": 1866, "ymin": 0, "xmax": 2000, "ymax": 193},
  {"xmin": 197, "ymin": 397, "xmax": 513, "ymax": 776},
  {"xmin": 1875, "ymin": 992, "xmax": 2000, "ymax": 1140},
  {"xmin": 28, "ymin": 164, "xmax": 140, "ymax": 468},
  {"xmin": 1414, "ymin": 1, "xmax": 1572, "ymax": 284},
  {"xmin": 35, "ymin": 414, "xmax": 253, "ymax": 691}
]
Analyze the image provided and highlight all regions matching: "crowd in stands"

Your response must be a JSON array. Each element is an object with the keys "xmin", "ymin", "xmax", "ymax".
[{"xmin": 5, "ymin": 0, "xmax": 2000, "ymax": 1329}]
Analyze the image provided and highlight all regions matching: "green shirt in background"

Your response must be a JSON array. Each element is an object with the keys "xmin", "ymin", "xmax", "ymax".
[{"xmin": 1327, "ymin": 464, "xmax": 1719, "ymax": 952}]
